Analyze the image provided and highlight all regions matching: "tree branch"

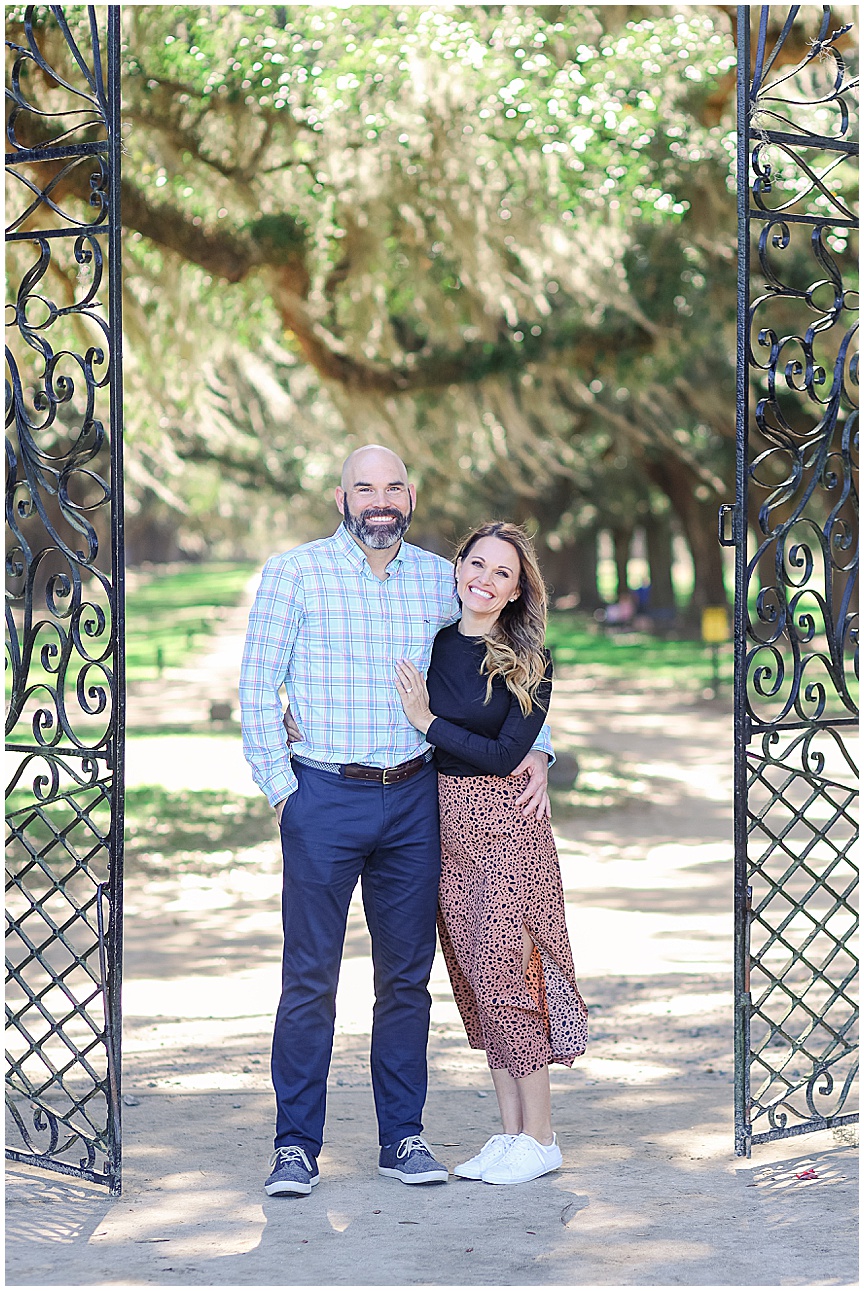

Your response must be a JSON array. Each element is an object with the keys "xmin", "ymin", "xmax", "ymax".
[
  {"xmin": 122, "ymin": 172, "xmax": 653, "ymax": 397},
  {"xmin": 268, "ymin": 269, "xmax": 648, "ymax": 394},
  {"xmin": 121, "ymin": 181, "xmax": 264, "ymax": 282},
  {"xmin": 177, "ymin": 438, "xmax": 299, "ymax": 493}
]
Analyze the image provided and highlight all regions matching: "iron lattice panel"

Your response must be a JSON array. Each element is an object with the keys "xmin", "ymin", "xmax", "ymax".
[
  {"xmin": 731, "ymin": 6, "xmax": 858, "ymax": 1155},
  {"xmin": 746, "ymin": 730, "xmax": 857, "ymax": 1142},
  {"xmin": 6, "ymin": 784, "xmax": 119, "ymax": 1175},
  {"xmin": 5, "ymin": 6, "xmax": 124, "ymax": 1193}
]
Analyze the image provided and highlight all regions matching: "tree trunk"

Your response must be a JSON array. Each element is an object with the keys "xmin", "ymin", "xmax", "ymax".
[
  {"xmin": 644, "ymin": 512, "xmax": 676, "ymax": 611},
  {"xmin": 574, "ymin": 529, "xmax": 602, "ymax": 610},
  {"xmin": 539, "ymin": 529, "xmax": 602, "ymax": 609},
  {"xmin": 612, "ymin": 527, "xmax": 632, "ymax": 601},
  {"xmin": 537, "ymin": 544, "xmax": 571, "ymax": 603},
  {"xmin": 125, "ymin": 510, "xmax": 184, "ymax": 567},
  {"xmin": 646, "ymin": 455, "xmax": 728, "ymax": 610}
]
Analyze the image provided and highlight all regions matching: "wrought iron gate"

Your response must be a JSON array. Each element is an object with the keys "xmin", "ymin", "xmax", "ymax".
[
  {"xmin": 5, "ymin": 6, "xmax": 125, "ymax": 1192},
  {"xmin": 725, "ymin": 4, "xmax": 858, "ymax": 1156}
]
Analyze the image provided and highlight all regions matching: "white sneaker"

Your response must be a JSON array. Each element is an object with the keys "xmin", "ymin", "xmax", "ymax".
[
  {"xmin": 480, "ymin": 1132, "xmax": 562, "ymax": 1185},
  {"xmin": 453, "ymin": 1134, "xmax": 516, "ymax": 1180}
]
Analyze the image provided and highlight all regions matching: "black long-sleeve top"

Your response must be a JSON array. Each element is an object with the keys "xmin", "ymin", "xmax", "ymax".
[{"xmin": 425, "ymin": 623, "xmax": 552, "ymax": 777}]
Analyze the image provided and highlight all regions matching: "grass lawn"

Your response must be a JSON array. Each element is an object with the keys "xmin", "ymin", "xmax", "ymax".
[
  {"xmin": 126, "ymin": 562, "xmax": 257, "ymax": 680},
  {"xmin": 7, "ymin": 562, "xmax": 258, "ymax": 696},
  {"xmin": 117, "ymin": 762, "xmax": 645, "ymax": 871},
  {"xmin": 124, "ymin": 786, "xmax": 275, "ymax": 870},
  {"xmin": 546, "ymin": 610, "xmax": 733, "ymax": 691},
  {"xmin": 5, "ymin": 784, "xmax": 275, "ymax": 874}
]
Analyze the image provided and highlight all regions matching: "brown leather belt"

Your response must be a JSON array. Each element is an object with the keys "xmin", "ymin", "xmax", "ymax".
[{"xmin": 341, "ymin": 753, "xmax": 430, "ymax": 785}]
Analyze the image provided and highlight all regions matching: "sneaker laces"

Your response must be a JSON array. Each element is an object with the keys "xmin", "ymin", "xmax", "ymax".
[
  {"xmin": 270, "ymin": 1145, "xmax": 312, "ymax": 1170},
  {"xmin": 396, "ymin": 1134, "xmax": 430, "ymax": 1160}
]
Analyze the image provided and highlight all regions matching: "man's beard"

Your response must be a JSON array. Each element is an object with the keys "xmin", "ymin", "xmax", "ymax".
[{"xmin": 342, "ymin": 497, "xmax": 413, "ymax": 549}]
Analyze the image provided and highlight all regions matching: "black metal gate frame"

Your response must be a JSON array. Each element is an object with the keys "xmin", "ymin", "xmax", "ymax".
[
  {"xmin": 727, "ymin": 5, "xmax": 858, "ymax": 1157},
  {"xmin": 5, "ymin": 6, "xmax": 125, "ymax": 1193}
]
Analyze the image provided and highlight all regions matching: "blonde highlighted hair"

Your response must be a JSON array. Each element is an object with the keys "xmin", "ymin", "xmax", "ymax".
[{"xmin": 454, "ymin": 521, "xmax": 549, "ymax": 717}]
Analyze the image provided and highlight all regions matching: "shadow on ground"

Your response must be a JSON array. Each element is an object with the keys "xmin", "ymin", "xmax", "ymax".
[{"xmin": 6, "ymin": 1082, "xmax": 858, "ymax": 1287}]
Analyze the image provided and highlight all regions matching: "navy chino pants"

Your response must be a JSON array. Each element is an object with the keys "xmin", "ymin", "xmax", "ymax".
[{"xmin": 273, "ymin": 761, "xmax": 441, "ymax": 1157}]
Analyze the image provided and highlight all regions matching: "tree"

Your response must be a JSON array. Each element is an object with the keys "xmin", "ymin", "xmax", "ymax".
[{"xmin": 7, "ymin": 5, "xmax": 856, "ymax": 606}]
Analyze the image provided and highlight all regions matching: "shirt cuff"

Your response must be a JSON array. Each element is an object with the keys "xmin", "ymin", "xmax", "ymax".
[
  {"xmin": 260, "ymin": 762, "xmax": 298, "ymax": 808},
  {"xmin": 532, "ymin": 722, "xmax": 555, "ymax": 765}
]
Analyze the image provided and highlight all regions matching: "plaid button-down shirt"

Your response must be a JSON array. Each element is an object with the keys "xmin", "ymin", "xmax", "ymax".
[{"xmin": 240, "ymin": 524, "xmax": 552, "ymax": 805}]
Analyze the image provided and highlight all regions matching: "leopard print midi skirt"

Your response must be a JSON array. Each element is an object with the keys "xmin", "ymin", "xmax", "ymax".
[{"xmin": 437, "ymin": 771, "xmax": 588, "ymax": 1080}]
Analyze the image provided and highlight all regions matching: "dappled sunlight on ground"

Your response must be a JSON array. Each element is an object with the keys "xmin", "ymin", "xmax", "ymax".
[
  {"xmin": 570, "ymin": 907, "xmax": 730, "ymax": 975},
  {"xmin": 22, "ymin": 1080, "xmax": 841, "ymax": 1288}
]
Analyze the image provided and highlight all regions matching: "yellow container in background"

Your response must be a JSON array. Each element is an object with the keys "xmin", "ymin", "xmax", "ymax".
[{"xmin": 702, "ymin": 606, "xmax": 730, "ymax": 644}]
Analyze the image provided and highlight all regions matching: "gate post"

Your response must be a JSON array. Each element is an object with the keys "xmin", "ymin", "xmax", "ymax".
[
  {"xmin": 732, "ymin": 4, "xmax": 753, "ymax": 1158},
  {"xmin": 105, "ymin": 3, "xmax": 126, "ymax": 1175},
  {"xmin": 5, "ymin": 6, "xmax": 125, "ymax": 1193}
]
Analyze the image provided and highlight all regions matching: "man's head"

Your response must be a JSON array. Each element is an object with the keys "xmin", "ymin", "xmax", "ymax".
[{"xmin": 336, "ymin": 445, "xmax": 416, "ymax": 551}]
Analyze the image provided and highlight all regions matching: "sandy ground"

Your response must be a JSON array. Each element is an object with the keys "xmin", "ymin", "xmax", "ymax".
[{"xmin": 6, "ymin": 603, "xmax": 859, "ymax": 1287}]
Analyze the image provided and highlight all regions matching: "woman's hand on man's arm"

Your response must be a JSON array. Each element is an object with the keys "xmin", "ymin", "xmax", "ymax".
[{"xmin": 395, "ymin": 659, "xmax": 435, "ymax": 734}]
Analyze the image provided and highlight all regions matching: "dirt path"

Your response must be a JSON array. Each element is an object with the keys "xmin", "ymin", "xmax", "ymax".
[
  {"xmin": 6, "ymin": 604, "xmax": 858, "ymax": 1286},
  {"xmin": 123, "ymin": 572, "xmax": 258, "ymax": 735}
]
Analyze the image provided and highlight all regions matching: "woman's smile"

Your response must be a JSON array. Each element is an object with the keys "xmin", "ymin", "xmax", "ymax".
[{"xmin": 455, "ymin": 535, "xmax": 522, "ymax": 629}]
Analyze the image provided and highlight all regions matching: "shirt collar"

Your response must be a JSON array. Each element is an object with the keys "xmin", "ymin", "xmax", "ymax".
[{"xmin": 332, "ymin": 523, "xmax": 407, "ymax": 576}]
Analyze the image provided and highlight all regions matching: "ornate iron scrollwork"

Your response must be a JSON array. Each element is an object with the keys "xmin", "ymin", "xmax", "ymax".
[
  {"xmin": 5, "ymin": 6, "xmax": 124, "ymax": 1194},
  {"xmin": 733, "ymin": 5, "xmax": 858, "ymax": 1156}
]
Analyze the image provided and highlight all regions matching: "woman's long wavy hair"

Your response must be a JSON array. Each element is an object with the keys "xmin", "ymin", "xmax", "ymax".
[{"xmin": 454, "ymin": 521, "xmax": 548, "ymax": 717}]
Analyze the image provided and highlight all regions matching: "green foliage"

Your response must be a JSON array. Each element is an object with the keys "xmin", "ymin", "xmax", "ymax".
[
  {"xmin": 245, "ymin": 212, "xmax": 308, "ymax": 254},
  {"xmin": 110, "ymin": 2, "xmax": 750, "ymax": 575},
  {"xmin": 13, "ymin": 5, "xmax": 855, "ymax": 601},
  {"xmin": 123, "ymin": 4, "xmax": 731, "ymax": 224}
]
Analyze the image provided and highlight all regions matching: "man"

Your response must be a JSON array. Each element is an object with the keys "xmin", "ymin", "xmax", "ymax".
[{"xmin": 240, "ymin": 445, "xmax": 551, "ymax": 1197}]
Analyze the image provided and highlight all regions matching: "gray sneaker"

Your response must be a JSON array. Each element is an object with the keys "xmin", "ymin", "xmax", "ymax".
[
  {"xmin": 378, "ymin": 1135, "xmax": 448, "ymax": 1184},
  {"xmin": 265, "ymin": 1145, "xmax": 319, "ymax": 1196}
]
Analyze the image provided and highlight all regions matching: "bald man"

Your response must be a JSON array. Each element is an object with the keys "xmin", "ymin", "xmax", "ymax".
[{"xmin": 240, "ymin": 446, "xmax": 552, "ymax": 1196}]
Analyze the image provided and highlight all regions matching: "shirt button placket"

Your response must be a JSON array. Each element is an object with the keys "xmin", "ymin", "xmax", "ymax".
[{"xmin": 381, "ymin": 578, "xmax": 392, "ymax": 762}]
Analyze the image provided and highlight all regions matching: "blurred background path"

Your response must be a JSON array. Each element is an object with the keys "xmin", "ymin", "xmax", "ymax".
[
  {"xmin": 7, "ymin": 589, "xmax": 857, "ymax": 1287},
  {"xmin": 123, "ymin": 571, "xmax": 260, "ymax": 785}
]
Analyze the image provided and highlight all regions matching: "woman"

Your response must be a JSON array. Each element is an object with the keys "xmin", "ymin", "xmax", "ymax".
[{"xmin": 395, "ymin": 521, "xmax": 587, "ymax": 1186}]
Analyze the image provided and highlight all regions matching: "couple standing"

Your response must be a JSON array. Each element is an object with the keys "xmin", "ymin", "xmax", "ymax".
[{"xmin": 240, "ymin": 445, "xmax": 587, "ymax": 1196}]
